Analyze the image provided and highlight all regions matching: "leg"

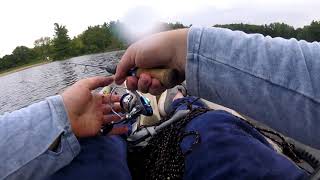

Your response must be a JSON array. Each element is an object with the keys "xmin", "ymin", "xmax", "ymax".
[
  {"xmin": 171, "ymin": 97, "xmax": 308, "ymax": 179},
  {"xmin": 47, "ymin": 136, "xmax": 131, "ymax": 180}
]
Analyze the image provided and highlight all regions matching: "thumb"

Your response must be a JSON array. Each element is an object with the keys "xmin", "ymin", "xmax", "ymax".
[
  {"xmin": 83, "ymin": 76, "xmax": 114, "ymax": 90},
  {"xmin": 115, "ymin": 48, "xmax": 136, "ymax": 85}
]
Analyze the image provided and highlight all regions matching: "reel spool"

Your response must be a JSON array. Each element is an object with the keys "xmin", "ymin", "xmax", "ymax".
[{"xmin": 105, "ymin": 86, "xmax": 153, "ymax": 122}]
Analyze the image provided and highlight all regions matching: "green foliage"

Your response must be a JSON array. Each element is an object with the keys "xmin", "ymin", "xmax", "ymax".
[
  {"xmin": 214, "ymin": 21, "xmax": 319, "ymax": 42},
  {"xmin": 167, "ymin": 22, "xmax": 187, "ymax": 29},
  {"xmin": 2, "ymin": 20, "xmax": 320, "ymax": 73},
  {"xmin": 80, "ymin": 24, "xmax": 112, "ymax": 53},
  {"xmin": 107, "ymin": 21, "xmax": 126, "ymax": 49},
  {"xmin": 158, "ymin": 22, "xmax": 188, "ymax": 31},
  {"xmin": 52, "ymin": 23, "xmax": 71, "ymax": 60},
  {"xmin": 69, "ymin": 21, "xmax": 125, "ymax": 56},
  {"xmin": 34, "ymin": 37, "xmax": 52, "ymax": 61},
  {"xmin": 215, "ymin": 23, "xmax": 266, "ymax": 35},
  {"xmin": 0, "ymin": 46, "xmax": 37, "ymax": 72},
  {"xmin": 266, "ymin": 23, "xmax": 296, "ymax": 39},
  {"xmin": 297, "ymin": 21, "xmax": 320, "ymax": 42},
  {"xmin": 70, "ymin": 36, "xmax": 85, "ymax": 56},
  {"xmin": 0, "ymin": 55, "xmax": 16, "ymax": 71},
  {"xmin": 12, "ymin": 46, "xmax": 35, "ymax": 64}
]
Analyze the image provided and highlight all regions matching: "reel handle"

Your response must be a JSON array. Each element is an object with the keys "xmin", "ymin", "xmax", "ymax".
[{"xmin": 135, "ymin": 68, "xmax": 180, "ymax": 88}]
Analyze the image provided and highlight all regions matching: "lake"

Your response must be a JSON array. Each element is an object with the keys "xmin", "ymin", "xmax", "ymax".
[{"xmin": 0, "ymin": 51, "xmax": 124, "ymax": 114}]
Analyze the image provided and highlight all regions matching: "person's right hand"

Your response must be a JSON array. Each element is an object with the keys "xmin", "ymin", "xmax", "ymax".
[{"xmin": 115, "ymin": 29, "xmax": 189, "ymax": 95}]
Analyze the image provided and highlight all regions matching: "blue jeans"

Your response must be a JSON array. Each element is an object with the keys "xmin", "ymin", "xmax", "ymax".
[{"xmin": 48, "ymin": 97, "xmax": 308, "ymax": 180}]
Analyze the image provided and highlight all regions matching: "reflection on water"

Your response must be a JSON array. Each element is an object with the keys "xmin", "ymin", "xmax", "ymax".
[{"xmin": 0, "ymin": 51, "xmax": 123, "ymax": 114}]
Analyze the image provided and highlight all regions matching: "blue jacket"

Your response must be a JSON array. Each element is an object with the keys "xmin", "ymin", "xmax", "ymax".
[
  {"xmin": 187, "ymin": 27, "xmax": 320, "ymax": 149},
  {"xmin": 1, "ymin": 26, "xmax": 320, "ymax": 179}
]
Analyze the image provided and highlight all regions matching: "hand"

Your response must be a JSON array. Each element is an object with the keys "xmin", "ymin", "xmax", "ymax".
[
  {"xmin": 115, "ymin": 29, "xmax": 188, "ymax": 95},
  {"xmin": 61, "ymin": 76, "xmax": 127, "ymax": 138}
]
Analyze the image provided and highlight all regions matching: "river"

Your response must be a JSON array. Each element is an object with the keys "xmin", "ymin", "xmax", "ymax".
[{"xmin": 0, "ymin": 51, "xmax": 124, "ymax": 114}]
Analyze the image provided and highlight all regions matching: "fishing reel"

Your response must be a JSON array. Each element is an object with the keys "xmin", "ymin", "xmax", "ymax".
[
  {"xmin": 120, "ymin": 90, "xmax": 153, "ymax": 119},
  {"xmin": 100, "ymin": 86, "xmax": 153, "ymax": 135}
]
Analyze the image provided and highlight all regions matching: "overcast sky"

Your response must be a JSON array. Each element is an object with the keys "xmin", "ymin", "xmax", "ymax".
[{"xmin": 0, "ymin": 0, "xmax": 319, "ymax": 57}]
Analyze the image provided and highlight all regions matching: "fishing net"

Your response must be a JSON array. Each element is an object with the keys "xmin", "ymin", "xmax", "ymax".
[
  {"xmin": 127, "ymin": 100, "xmax": 314, "ymax": 179},
  {"xmin": 127, "ymin": 107, "xmax": 210, "ymax": 180}
]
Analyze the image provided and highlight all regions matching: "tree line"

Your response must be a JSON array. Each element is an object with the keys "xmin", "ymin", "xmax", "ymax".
[
  {"xmin": 214, "ymin": 21, "xmax": 320, "ymax": 41},
  {"xmin": 0, "ymin": 20, "xmax": 319, "ymax": 72},
  {"xmin": 0, "ymin": 21, "xmax": 185, "ymax": 72},
  {"xmin": 0, "ymin": 21, "xmax": 127, "ymax": 72}
]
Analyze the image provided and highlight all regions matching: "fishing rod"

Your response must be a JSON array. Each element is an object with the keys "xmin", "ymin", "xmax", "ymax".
[
  {"xmin": 68, "ymin": 62, "xmax": 117, "ymax": 74},
  {"xmin": 68, "ymin": 62, "xmax": 179, "ymax": 88}
]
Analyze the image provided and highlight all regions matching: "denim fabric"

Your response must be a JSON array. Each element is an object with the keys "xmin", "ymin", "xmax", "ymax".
[
  {"xmin": 46, "ymin": 136, "xmax": 131, "ymax": 180},
  {"xmin": 2, "ymin": 26, "xmax": 320, "ymax": 179},
  {"xmin": 171, "ymin": 97, "xmax": 307, "ymax": 180},
  {"xmin": 0, "ymin": 95, "xmax": 80, "ymax": 180},
  {"xmin": 48, "ymin": 97, "xmax": 307, "ymax": 180},
  {"xmin": 187, "ymin": 27, "xmax": 320, "ymax": 149}
]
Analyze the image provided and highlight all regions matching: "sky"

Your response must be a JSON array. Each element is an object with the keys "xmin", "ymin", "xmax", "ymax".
[{"xmin": 0, "ymin": 0, "xmax": 319, "ymax": 57}]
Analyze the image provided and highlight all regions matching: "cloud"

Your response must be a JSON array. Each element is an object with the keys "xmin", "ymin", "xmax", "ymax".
[
  {"xmin": 173, "ymin": 1, "xmax": 320, "ymax": 27},
  {"xmin": 0, "ymin": 0, "xmax": 319, "ymax": 57}
]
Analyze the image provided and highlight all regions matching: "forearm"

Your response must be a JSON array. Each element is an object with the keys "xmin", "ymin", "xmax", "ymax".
[
  {"xmin": 186, "ymin": 27, "xmax": 320, "ymax": 149},
  {"xmin": 0, "ymin": 95, "xmax": 80, "ymax": 179}
]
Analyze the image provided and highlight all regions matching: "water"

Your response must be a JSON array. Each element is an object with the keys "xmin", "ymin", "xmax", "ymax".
[{"xmin": 0, "ymin": 51, "xmax": 124, "ymax": 114}]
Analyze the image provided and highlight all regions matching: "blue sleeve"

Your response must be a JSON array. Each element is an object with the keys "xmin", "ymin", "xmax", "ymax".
[
  {"xmin": 186, "ymin": 27, "xmax": 320, "ymax": 149},
  {"xmin": 0, "ymin": 95, "xmax": 80, "ymax": 180}
]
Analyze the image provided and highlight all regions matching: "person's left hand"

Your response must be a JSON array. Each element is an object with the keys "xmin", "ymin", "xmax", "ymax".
[{"xmin": 62, "ymin": 76, "xmax": 127, "ymax": 138}]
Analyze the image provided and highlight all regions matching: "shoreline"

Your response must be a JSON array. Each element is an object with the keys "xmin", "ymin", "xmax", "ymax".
[
  {"xmin": 0, "ymin": 49, "xmax": 125, "ymax": 78},
  {"xmin": 0, "ymin": 61, "xmax": 51, "ymax": 77}
]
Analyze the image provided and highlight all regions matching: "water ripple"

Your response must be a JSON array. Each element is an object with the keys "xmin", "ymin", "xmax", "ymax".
[{"xmin": 0, "ymin": 51, "xmax": 124, "ymax": 114}]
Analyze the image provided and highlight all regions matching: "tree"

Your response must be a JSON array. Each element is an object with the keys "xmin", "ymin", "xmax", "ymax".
[
  {"xmin": 34, "ymin": 37, "xmax": 52, "ymax": 60},
  {"xmin": 52, "ymin": 23, "xmax": 71, "ymax": 60},
  {"xmin": 70, "ymin": 36, "xmax": 85, "ymax": 56},
  {"xmin": 296, "ymin": 21, "xmax": 320, "ymax": 42},
  {"xmin": 0, "ymin": 56, "xmax": 8, "ymax": 71},
  {"xmin": 307, "ymin": 21, "xmax": 320, "ymax": 42},
  {"xmin": 0, "ymin": 54, "xmax": 18, "ymax": 70},
  {"xmin": 12, "ymin": 46, "xmax": 35, "ymax": 65},
  {"xmin": 167, "ymin": 22, "xmax": 186, "ymax": 29},
  {"xmin": 80, "ymin": 25, "xmax": 112, "ymax": 53},
  {"xmin": 214, "ymin": 23, "xmax": 297, "ymax": 39},
  {"xmin": 107, "ymin": 21, "xmax": 126, "ymax": 49},
  {"xmin": 266, "ymin": 23, "xmax": 296, "ymax": 39}
]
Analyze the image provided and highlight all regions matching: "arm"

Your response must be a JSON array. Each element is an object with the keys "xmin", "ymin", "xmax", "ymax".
[
  {"xmin": 187, "ymin": 27, "xmax": 320, "ymax": 149},
  {"xmin": 114, "ymin": 27, "xmax": 320, "ymax": 148},
  {"xmin": 0, "ymin": 76, "xmax": 126, "ymax": 179},
  {"xmin": 0, "ymin": 96, "xmax": 80, "ymax": 179}
]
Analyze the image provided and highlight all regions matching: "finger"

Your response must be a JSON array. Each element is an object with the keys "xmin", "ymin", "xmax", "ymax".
[
  {"xmin": 115, "ymin": 47, "xmax": 136, "ymax": 85},
  {"xmin": 108, "ymin": 126, "xmax": 129, "ymax": 135},
  {"xmin": 103, "ymin": 103, "xmax": 122, "ymax": 114},
  {"xmin": 148, "ymin": 78, "xmax": 166, "ymax": 95},
  {"xmin": 126, "ymin": 76, "xmax": 138, "ymax": 90},
  {"xmin": 82, "ymin": 76, "xmax": 114, "ymax": 90},
  {"xmin": 103, "ymin": 94, "xmax": 121, "ymax": 104},
  {"xmin": 112, "ymin": 102, "xmax": 122, "ymax": 112},
  {"xmin": 137, "ymin": 73, "xmax": 152, "ymax": 93},
  {"xmin": 103, "ymin": 114, "xmax": 122, "ymax": 124}
]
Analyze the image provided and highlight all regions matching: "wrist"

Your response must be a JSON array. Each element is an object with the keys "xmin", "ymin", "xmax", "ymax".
[
  {"xmin": 61, "ymin": 94, "xmax": 80, "ymax": 138},
  {"xmin": 173, "ymin": 28, "xmax": 188, "ymax": 77}
]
